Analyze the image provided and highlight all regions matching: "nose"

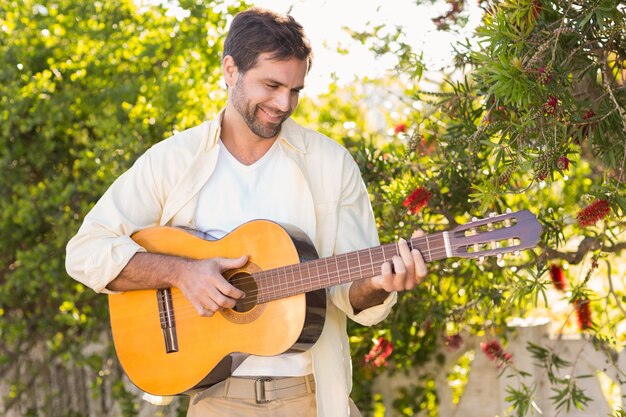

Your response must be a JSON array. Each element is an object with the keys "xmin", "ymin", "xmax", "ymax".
[{"xmin": 273, "ymin": 90, "xmax": 293, "ymax": 113}]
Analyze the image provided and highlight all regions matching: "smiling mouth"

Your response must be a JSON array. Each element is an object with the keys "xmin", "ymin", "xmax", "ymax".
[{"xmin": 259, "ymin": 107, "xmax": 286, "ymax": 121}]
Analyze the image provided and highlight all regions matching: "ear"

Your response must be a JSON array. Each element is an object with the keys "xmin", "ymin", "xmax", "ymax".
[{"xmin": 222, "ymin": 55, "xmax": 239, "ymax": 88}]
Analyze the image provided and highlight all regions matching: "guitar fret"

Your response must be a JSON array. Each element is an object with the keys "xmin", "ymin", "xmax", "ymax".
[
  {"xmin": 314, "ymin": 259, "xmax": 321, "ymax": 293},
  {"xmin": 324, "ymin": 259, "xmax": 329, "ymax": 288},
  {"xmin": 344, "ymin": 253, "xmax": 352, "ymax": 283},
  {"xmin": 290, "ymin": 264, "xmax": 298, "ymax": 293},
  {"xmin": 303, "ymin": 261, "xmax": 310, "ymax": 293},
  {"xmin": 356, "ymin": 249, "xmax": 362, "ymax": 281},
  {"xmin": 294, "ymin": 267, "xmax": 304, "ymax": 289}
]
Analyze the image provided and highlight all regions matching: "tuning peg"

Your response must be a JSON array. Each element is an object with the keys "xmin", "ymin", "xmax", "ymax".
[
  {"xmin": 477, "ymin": 256, "xmax": 486, "ymax": 264},
  {"xmin": 506, "ymin": 208, "xmax": 512, "ymax": 213},
  {"xmin": 489, "ymin": 212, "xmax": 497, "ymax": 218},
  {"xmin": 472, "ymin": 216, "xmax": 478, "ymax": 222}
]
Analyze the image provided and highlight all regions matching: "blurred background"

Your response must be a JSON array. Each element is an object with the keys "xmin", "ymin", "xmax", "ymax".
[{"xmin": 1, "ymin": 0, "xmax": 625, "ymax": 416}]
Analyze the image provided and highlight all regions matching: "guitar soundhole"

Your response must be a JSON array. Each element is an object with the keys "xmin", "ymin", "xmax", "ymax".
[{"xmin": 230, "ymin": 272, "xmax": 258, "ymax": 313}]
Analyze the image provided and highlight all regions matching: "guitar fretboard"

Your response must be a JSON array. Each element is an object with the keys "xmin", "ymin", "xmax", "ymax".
[{"xmin": 252, "ymin": 232, "xmax": 449, "ymax": 303}]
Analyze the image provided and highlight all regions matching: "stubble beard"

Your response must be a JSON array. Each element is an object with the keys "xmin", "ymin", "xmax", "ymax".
[{"xmin": 231, "ymin": 77, "xmax": 288, "ymax": 139}]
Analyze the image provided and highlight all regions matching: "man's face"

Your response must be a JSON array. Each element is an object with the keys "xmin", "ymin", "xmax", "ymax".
[{"xmin": 228, "ymin": 53, "xmax": 307, "ymax": 139}]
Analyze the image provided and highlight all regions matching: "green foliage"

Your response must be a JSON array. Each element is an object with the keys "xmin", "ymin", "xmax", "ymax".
[
  {"xmin": 0, "ymin": 0, "xmax": 245, "ymax": 414},
  {"xmin": 2, "ymin": 0, "xmax": 625, "ymax": 416},
  {"xmin": 504, "ymin": 382, "xmax": 536, "ymax": 417},
  {"xmin": 338, "ymin": 0, "xmax": 626, "ymax": 415}
]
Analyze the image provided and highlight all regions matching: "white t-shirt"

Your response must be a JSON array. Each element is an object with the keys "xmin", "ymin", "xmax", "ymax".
[{"xmin": 194, "ymin": 139, "xmax": 313, "ymax": 376}]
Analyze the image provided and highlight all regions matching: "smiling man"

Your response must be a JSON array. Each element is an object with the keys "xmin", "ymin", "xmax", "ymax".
[{"xmin": 66, "ymin": 7, "xmax": 426, "ymax": 417}]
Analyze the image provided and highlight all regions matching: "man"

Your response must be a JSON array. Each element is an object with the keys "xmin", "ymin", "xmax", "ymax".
[{"xmin": 66, "ymin": 7, "xmax": 426, "ymax": 417}]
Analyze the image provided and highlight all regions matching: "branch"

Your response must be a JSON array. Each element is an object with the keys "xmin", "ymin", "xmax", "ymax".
[
  {"xmin": 605, "ymin": 260, "xmax": 626, "ymax": 318},
  {"xmin": 540, "ymin": 237, "xmax": 626, "ymax": 265}
]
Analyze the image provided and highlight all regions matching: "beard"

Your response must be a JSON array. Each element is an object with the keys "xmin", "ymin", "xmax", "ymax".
[{"xmin": 230, "ymin": 77, "xmax": 289, "ymax": 139}]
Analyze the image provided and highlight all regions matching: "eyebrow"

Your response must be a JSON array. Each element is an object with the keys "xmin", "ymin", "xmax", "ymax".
[{"xmin": 264, "ymin": 78, "xmax": 305, "ymax": 91}]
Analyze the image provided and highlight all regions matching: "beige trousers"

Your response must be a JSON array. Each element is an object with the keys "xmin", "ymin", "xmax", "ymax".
[
  {"xmin": 187, "ymin": 393, "xmax": 317, "ymax": 417},
  {"xmin": 187, "ymin": 396, "xmax": 362, "ymax": 417},
  {"xmin": 185, "ymin": 375, "xmax": 362, "ymax": 417}
]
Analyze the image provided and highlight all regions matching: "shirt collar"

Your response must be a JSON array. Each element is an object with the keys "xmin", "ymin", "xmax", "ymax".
[
  {"xmin": 277, "ymin": 118, "xmax": 307, "ymax": 155},
  {"xmin": 206, "ymin": 109, "xmax": 307, "ymax": 155}
]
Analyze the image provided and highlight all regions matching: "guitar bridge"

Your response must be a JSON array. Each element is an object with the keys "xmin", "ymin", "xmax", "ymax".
[{"xmin": 157, "ymin": 288, "xmax": 179, "ymax": 353}]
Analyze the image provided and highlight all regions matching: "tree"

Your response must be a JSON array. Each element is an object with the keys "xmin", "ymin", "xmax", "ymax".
[
  {"xmin": 0, "ymin": 0, "xmax": 243, "ymax": 414},
  {"xmin": 332, "ymin": 0, "xmax": 626, "ymax": 415}
]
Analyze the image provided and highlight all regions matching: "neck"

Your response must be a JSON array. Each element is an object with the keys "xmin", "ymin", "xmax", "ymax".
[{"xmin": 220, "ymin": 107, "xmax": 278, "ymax": 165}]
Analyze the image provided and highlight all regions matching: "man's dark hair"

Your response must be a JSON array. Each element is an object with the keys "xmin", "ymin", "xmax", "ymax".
[{"xmin": 223, "ymin": 7, "xmax": 313, "ymax": 74}]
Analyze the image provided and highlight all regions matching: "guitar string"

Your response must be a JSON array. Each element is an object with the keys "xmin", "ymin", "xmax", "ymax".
[
  {"xmin": 116, "ymin": 242, "xmax": 450, "ymax": 323},
  {"xmin": 167, "ymin": 240, "xmax": 450, "ymax": 302},
  {"xmin": 150, "ymin": 243, "xmax": 458, "ymax": 322},
  {"xmin": 154, "ymin": 238, "xmax": 512, "ymax": 321},
  {"xmin": 128, "ymin": 237, "xmax": 518, "ymax": 322}
]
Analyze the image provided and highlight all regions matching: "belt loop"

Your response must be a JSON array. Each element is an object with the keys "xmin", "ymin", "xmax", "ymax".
[
  {"xmin": 255, "ymin": 377, "xmax": 273, "ymax": 404},
  {"xmin": 304, "ymin": 375, "xmax": 313, "ymax": 393},
  {"xmin": 223, "ymin": 378, "xmax": 231, "ymax": 397}
]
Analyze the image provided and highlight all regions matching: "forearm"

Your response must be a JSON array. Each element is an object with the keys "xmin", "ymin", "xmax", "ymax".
[
  {"xmin": 106, "ymin": 252, "xmax": 189, "ymax": 292},
  {"xmin": 349, "ymin": 279, "xmax": 391, "ymax": 314}
]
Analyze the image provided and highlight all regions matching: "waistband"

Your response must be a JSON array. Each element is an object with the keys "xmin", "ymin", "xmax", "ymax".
[{"xmin": 193, "ymin": 374, "xmax": 315, "ymax": 405}]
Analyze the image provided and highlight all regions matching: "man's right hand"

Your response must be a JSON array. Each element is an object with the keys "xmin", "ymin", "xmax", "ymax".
[
  {"xmin": 107, "ymin": 252, "xmax": 248, "ymax": 317},
  {"xmin": 177, "ymin": 256, "xmax": 248, "ymax": 316}
]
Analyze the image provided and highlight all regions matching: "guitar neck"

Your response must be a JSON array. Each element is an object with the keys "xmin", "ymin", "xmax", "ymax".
[{"xmin": 253, "ymin": 232, "xmax": 449, "ymax": 304}]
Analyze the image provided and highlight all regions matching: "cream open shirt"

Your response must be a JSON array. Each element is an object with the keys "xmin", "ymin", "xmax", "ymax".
[{"xmin": 65, "ymin": 111, "xmax": 398, "ymax": 417}]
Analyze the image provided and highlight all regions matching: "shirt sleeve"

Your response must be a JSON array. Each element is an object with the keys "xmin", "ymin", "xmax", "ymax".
[
  {"xmin": 65, "ymin": 149, "xmax": 164, "ymax": 293},
  {"xmin": 326, "ymin": 151, "xmax": 397, "ymax": 326}
]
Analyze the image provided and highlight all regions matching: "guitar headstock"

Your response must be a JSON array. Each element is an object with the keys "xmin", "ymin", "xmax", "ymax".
[{"xmin": 448, "ymin": 210, "xmax": 541, "ymax": 259}]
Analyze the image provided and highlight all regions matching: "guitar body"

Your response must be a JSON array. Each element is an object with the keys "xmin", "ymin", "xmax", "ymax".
[{"xmin": 108, "ymin": 220, "xmax": 326, "ymax": 396}]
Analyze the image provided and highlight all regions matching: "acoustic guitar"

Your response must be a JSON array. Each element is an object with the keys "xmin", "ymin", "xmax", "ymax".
[{"xmin": 108, "ymin": 210, "xmax": 541, "ymax": 396}]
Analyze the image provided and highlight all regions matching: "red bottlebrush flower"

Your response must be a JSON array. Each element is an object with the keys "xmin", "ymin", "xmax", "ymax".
[
  {"xmin": 549, "ymin": 263, "xmax": 567, "ymax": 291},
  {"xmin": 535, "ymin": 65, "xmax": 553, "ymax": 84},
  {"xmin": 393, "ymin": 123, "xmax": 408, "ymax": 135},
  {"xmin": 444, "ymin": 333, "xmax": 463, "ymax": 351},
  {"xmin": 402, "ymin": 187, "xmax": 432, "ymax": 214},
  {"xmin": 577, "ymin": 199, "xmax": 611, "ymax": 227},
  {"xmin": 557, "ymin": 156, "xmax": 569, "ymax": 171},
  {"xmin": 582, "ymin": 110, "xmax": 595, "ymax": 120},
  {"xmin": 364, "ymin": 337, "xmax": 394, "ymax": 368},
  {"xmin": 480, "ymin": 339, "xmax": 513, "ymax": 368},
  {"xmin": 573, "ymin": 298, "xmax": 593, "ymax": 330},
  {"xmin": 536, "ymin": 168, "xmax": 549, "ymax": 181},
  {"xmin": 543, "ymin": 95, "xmax": 559, "ymax": 115}
]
